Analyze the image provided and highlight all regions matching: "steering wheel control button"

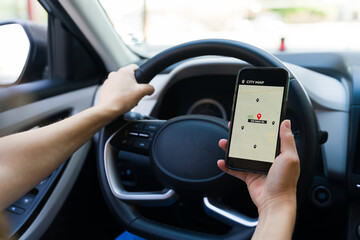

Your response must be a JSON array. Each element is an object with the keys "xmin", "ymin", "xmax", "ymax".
[
  {"xmin": 110, "ymin": 120, "xmax": 166, "ymax": 155},
  {"xmin": 7, "ymin": 205, "xmax": 25, "ymax": 215},
  {"xmin": 145, "ymin": 122, "xmax": 163, "ymax": 131},
  {"xmin": 312, "ymin": 186, "xmax": 331, "ymax": 206},
  {"xmin": 121, "ymin": 139, "xmax": 134, "ymax": 147},
  {"xmin": 139, "ymin": 133, "xmax": 150, "ymax": 138},
  {"xmin": 134, "ymin": 140, "xmax": 150, "ymax": 150},
  {"xmin": 119, "ymin": 167, "xmax": 135, "ymax": 182},
  {"xmin": 146, "ymin": 125, "xmax": 157, "ymax": 131},
  {"xmin": 130, "ymin": 122, "xmax": 145, "ymax": 129}
]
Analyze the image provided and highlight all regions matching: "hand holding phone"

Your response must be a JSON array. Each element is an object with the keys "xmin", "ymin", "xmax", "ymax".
[
  {"xmin": 225, "ymin": 67, "xmax": 289, "ymax": 174},
  {"xmin": 218, "ymin": 120, "xmax": 300, "ymax": 239}
]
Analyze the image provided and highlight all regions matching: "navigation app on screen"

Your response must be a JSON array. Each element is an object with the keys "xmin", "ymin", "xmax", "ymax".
[{"xmin": 228, "ymin": 84, "xmax": 284, "ymax": 163}]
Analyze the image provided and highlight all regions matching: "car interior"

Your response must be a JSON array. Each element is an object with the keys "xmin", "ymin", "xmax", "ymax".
[{"xmin": 0, "ymin": 0, "xmax": 359, "ymax": 239}]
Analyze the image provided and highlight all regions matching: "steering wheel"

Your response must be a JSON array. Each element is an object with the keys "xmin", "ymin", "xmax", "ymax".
[{"xmin": 97, "ymin": 39, "xmax": 318, "ymax": 239}]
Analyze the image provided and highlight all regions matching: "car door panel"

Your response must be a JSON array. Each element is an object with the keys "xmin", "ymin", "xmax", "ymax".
[{"xmin": 0, "ymin": 85, "xmax": 98, "ymax": 239}]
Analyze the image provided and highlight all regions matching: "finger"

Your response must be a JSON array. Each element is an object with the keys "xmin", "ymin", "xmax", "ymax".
[
  {"xmin": 117, "ymin": 64, "xmax": 139, "ymax": 74},
  {"xmin": 126, "ymin": 64, "xmax": 139, "ymax": 71},
  {"xmin": 218, "ymin": 139, "xmax": 227, "ymax": 151},
  {"xmin": 140, "ymin": 84, "xmax": 155, "ymax": 96},
  {"xmin": 107, "ymin": 71, "xmax": 116, "ymax": 80},
  {"xmin": 280, "ymin": 120, "xmax": 297, "ymax": 155},
  {"xmin": 228, "ymin": 121, "xmax": 230, "ymax": 128},
  {"xmin": 217, "ymin": 159, "xmax": 247, "ymax": 182}
]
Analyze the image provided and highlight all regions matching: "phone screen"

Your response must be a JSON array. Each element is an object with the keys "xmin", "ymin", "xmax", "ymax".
[
  {"xmin": 229, "ymin": 84, "xmax": 284, "ymax": 162},
  {"xmin": 226, "ymin": 68, "xmax": 288, "ymax": 172}
]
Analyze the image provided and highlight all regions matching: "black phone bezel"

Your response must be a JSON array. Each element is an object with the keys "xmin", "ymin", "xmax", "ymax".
[{"xmin": 225, "ymin": 67, "xmax": 289, "ymax": 174}]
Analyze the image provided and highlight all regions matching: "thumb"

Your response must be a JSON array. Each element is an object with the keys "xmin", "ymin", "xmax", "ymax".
[
  {"xmin": 140, "ymin": 84, "xmax": 155, "ymax": 96},
  {"xmin": 280, "ymin": 120, "xmax": 297, "ymax": 155}
]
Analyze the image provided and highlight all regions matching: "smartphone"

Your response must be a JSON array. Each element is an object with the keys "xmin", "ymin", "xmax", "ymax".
[{"xmin": 225, "ymin": 67, "xmax": 289, "ymax": 174}]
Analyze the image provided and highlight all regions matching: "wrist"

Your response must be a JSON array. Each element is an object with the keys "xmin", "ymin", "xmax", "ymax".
[
  {"xmin": 258, "ymin": 193, "xmax": 297, "ymax": 217},
  {"xmin": 92, "ymin": 104, "xmax": 125, "ymax": 123},
  {"xmin": 253, "ymin": 196, "xmax": 297, "ymax": 240},
  {"xmin": 86, "ymin": 105, "xmax": 122, "ymax": 127},
  {"xmin": 259, "ymin": 199, "xmax": 296, "ymax": 221}
]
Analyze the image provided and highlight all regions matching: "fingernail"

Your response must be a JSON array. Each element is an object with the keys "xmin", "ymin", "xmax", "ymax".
[{"xmin": 285, "ymin": 120, "xmax": 291, "ymax": 129}]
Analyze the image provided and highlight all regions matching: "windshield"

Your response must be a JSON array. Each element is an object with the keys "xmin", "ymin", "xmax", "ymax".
[{"xmin": 100, "ymin": 0, "xmax": 360, "ymax": 57}]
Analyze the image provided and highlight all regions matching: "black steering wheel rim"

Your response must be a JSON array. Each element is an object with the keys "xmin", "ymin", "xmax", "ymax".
[
  {"xmin": 98, "ymin": 39, "xmax": 318, "ymax": 240},
  {"xmin": 135, "ymin": 39, "xmax": 294, "ymax": 83}
]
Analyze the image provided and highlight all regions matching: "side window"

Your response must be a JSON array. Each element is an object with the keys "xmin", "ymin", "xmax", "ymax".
[{"xmin": 0, "ymin": 0, "xmax": 48, "ymax": 86}]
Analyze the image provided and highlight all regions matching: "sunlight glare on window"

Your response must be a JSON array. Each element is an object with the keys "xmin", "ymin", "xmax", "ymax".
[{"xmin": 100, "ymin": 0, "xmax": 360, "ymax": 56}]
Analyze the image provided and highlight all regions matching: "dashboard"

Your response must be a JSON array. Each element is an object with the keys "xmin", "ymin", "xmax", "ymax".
[
  {"xmin": 155, "ymin": 74, "xmax": 234, "ymax": 120},
  {"xmin": 187, "ymin": 98, "xmax": 228, "ymax": 120}
]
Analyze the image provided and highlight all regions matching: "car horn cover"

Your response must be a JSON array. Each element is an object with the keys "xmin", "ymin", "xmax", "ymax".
[{"xmin": 150, "ymin": 115, "xmax": 229, "ymax": 192}]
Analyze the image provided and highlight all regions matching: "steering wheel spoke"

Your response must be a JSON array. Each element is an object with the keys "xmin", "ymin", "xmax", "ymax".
[
  {"xmin": 104, "ymin": 119, "xmax": 178, "ymax": 206},
  {"xmin": 203, "ymin": 197, "xmax": 258, "ymax": 228}
]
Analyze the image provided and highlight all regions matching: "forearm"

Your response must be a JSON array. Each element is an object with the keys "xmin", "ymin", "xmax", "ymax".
[
  {"xmin": 0, "ymin": 105, "xmax": 114, "ymax": 210},
  {"xmin": 0, "ymin": 64, "xmax": 154, "ymax": 211},
  {"xmin": 252, "ymin": 201, "xmax": 296, "ymax": 240}
]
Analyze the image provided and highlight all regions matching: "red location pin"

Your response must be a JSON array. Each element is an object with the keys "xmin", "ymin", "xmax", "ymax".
[{"xmin": 257, "ymin": 113, "xmax": 261, "ymax": 120}]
